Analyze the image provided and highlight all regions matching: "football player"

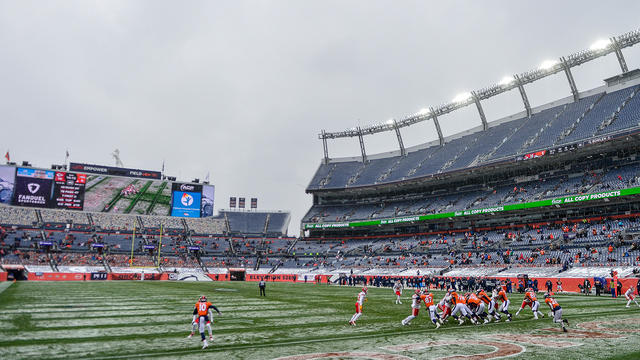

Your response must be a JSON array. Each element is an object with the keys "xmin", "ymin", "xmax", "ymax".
[
  {"xmin": 466, "ymin": 292, "xmax": 488, "ymax": 324},
  {"xmin": 349, "ymin": 287, "xmax": 367, "ymax": 325},
  {"xmin": 393, "ymin": 280, "xmax": 403, "ymax": 304},
  {"xmin": 515, "ymin": 288, "xmax": 545, "ymax": 319},
  {"xmin": 422, "ymin": 290, "xmax": 440, "ymax": 328},
  {"xmin": 190, "ymin": 295, "xmax": 222, "ymax": 349},
  {"xmin": 449, "ymin": 290, "xmax": 477, "ymax": 325},
  {"xmin": 496, "ymin": 287, "xmax": 513, "ymax": 322},
  {"xmin": 544, "ymin": 293, "xmax": 568, "ymax": 332},
  {"xmin": 401, "ymin": 289, "xmax": 424, "ymax": 325},
  {"xmin": 437, "ymin": 291, "xmax": 452, "ymax": 323},
  {"xmin": 477, "ymin": 288, "xmax": 496, "ymax": 322},
  {"xmin": 624, "ymin": 286, "xmax": 640, "ymax": 308}
]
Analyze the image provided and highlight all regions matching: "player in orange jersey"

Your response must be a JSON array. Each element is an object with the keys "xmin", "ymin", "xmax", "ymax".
[
  {"xmin": 476, "ymin": 288, "xmax": 495, "ymax": 322},
  {"xmin": 466, "ymin": 292, "xmax": 489, "ymax": 324},
  {"xmin": 496, "ymin": 288, "xmax": 512, "ymax": 321},
  {"xmin": 449, "ymin": 290, "xmax": 477, "ymax": 325},
  {"xmin": 516, "ymin": 288, "xmax": 545, "ymax": 319},
  {"xmin": 190, "ymin": 295, "xmax": 222, "ymax": 349},
  {"xmin": 544, "ymin": 293, "xmax": 568, "ymax": 332},
  {"xmin": 422, "ymin": 290, "xmax": 440, "ymax": 328},
  {"xmin": 349, "ymin": 287, "xmax": 367, "ymax": 325}
]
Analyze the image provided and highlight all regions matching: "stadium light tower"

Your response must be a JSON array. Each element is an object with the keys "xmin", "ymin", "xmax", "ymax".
[
  {"xmin": 513, "ymin": 74, "xmax": 532, "ymax": 117},
  {"xmin": 610, "ymin": 37, "xmax": 629, "ymax": 73},
  {"xmin": 430, "ymin": 107, "xmax": 444, "ymax": 146},
  {"xmin": 357, "ymin": 127, "xmax": 367, "ymax": 163},
  {"xmin": 112, "ymin": 149, "xmax": 124, "ymax": 167},
  {"xmin": 471, "ymin": 91, "xmax": 488, "ymax": 130},
  {"xmin": 560, "ymin": 56, "xmax": 580, "ymax": 101},
  {"xmin": 321, "ymin": 129, "xmax": 329, "ymax": 164},
  {"xmin": 390, "ymin": 119, "xmax": 406, "ymax": 156},
  {"xmin": 317, "ymin": 28, "xmax": 640, "ymax": 161}
]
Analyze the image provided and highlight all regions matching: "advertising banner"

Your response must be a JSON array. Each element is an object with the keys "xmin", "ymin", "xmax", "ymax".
[
  {"xmin": 69, "ymin": 162, "xmax": 161, "ymax": 179},
  {"xmin": 304, "ymin": 186, "xmax": 640, "ymax": 229},
  {"xmin": 0, "ymin": 165, "xmax": 15, "ymax": 204},
  {"xmin": 251, "ymin": 197, "xmax": 257, "ymax": 209},
  {"xmin": 230, "ymin": 197, "xmax": 236, "ymax": 208},
  {"xmin": 170, "ymin": 183, "xmax": 202, "ymax": 218},
  {"xmin": 91, "ymin": 272, "xmax": 108, "ymax": 280},
  {"xmin": 201, "ymin": 185, "xmax": 215, "ymax": 217},
  {"xmin": 239, "ymin": 197, "xmax": 245, "ymax": 209},
  {"xmin": 13, "ymin": 168, "xmax": 54, "ymax": 208}
]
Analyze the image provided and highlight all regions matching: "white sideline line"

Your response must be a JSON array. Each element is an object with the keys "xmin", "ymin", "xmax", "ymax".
[{"xmin": 0, "ymin": 281, "xmax": 13, "ymax": 296}]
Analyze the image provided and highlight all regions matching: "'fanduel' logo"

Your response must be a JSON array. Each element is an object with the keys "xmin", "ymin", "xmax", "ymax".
[{"xmin": 27, "ymin": 183, "xmax": 40, "ymax": 194}]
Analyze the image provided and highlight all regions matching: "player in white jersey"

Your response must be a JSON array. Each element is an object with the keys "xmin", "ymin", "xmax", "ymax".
[
  {"xmin": 401, "ymin": 289, "xmax": 423, "ymax": 325},
  {"xmin": 349, "ymin": 287, "xmax": 368, "ymax": 325},
  {"xmin": 393, "ymin": 280, "xmax": 403, "ymax": 304},
  {"xmin": 437, "ymin": 292, "xmax": 452, "ymax": 323},
  {"xmin": 625, "ymin": 287, "xmax": 640, "ymax": 308},
  {"xmin": 489, "ymin": 289, "xmax": 502, "ymax": 322}
]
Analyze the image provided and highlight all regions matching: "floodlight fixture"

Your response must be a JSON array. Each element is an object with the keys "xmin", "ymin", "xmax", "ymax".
[
  {"xmin": 386, "ymin": 119, "xmax": 394, "ymax": 125},
  {"xmin": 539, "ymin": 59, "xmax": 559, "ymax": 70},
  {"xmin": 499, "ymin": 76, "xmax": 515, "ymax": 86},
  {"xmin": 319, "ymin": 28, "xmax": 640, "ymax": 140},
  {"xmin": 590, "ymin": 39, "xmax": 611, "ymax": 51},
  {"xmin": 452, "ymin": 92, "xmax": 472, "ymax": 103}
]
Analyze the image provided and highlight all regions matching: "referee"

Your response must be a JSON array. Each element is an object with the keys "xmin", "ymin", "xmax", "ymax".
[{"xmin": 259, "ymin": 278, "xmax": 266, "ymax": 297}]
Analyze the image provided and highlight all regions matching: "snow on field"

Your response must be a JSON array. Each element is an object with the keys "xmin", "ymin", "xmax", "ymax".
[{"xmin": 1, "ymin": 281, "xmax": 640, "ymax": 360}]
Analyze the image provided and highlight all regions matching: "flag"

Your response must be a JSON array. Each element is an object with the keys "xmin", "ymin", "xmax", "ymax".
[
  {"xmin": 161, "ymin": 160, "xmax": 165, "ymax": 174},
  {"xmin": 205, "ymin": 172, "xmax": 210, "ymax": 183},
  {"xmin": 4, "ymin": 151, "xmax": 9, "ymax": 162},
  {"xmin": 65, "ymin": 149, "xmax": 69, "ymax": 159}
]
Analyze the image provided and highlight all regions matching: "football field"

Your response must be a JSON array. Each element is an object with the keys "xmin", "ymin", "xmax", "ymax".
[{"xmin": 1, "ymin": 281, "xmax": 639, "ymax": 359}]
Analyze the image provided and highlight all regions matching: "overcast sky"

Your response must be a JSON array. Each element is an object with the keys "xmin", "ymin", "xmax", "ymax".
[{"xmin": 1, "ymin": 1, "xmax": 639, "ymax": 235}]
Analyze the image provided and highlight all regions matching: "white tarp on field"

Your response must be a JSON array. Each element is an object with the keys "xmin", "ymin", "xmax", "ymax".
[
  {"xmin": 494, "ymin": 267, "xmax": 563, "ymax": 277},
  {"xmin": 559, "ymin": 266, "xmax": 637, "ymax": 278},
  {"xmin": 25, "ymin": 265, "xmax": 54, "ymax": 272},
  {"xmin": 57, "ymin": 266, "xmax": 106, "ymax": 273},
  {"xmin": 111, "ymin": 267, "xmax": 160, "ymax": 274},
  {"xmin": 166, "ymin": 268, "xmax": 212, "ymax": 281},
  {"xmin": 443, "ymin": 267, "xmax": 505, "ymax": 277}
]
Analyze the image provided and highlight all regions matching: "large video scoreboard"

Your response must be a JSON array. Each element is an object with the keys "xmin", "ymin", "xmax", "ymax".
[{"xmin": 0, "ymin": 164, "xmax": 214, "ymax": 218}]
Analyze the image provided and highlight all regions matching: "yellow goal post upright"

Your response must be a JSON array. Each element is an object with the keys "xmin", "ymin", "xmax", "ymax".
[
  {"xmin": 129, "ymin": 222, "xmax": 135, "ymax": 267},
  {"xmin": 156, "ymin": 224, "xmax": 163, "ymax": 267}
]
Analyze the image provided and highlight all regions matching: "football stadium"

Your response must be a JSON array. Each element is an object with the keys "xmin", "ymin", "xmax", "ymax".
[{"xmin": 2, "ymin": 3, "xmax": 640, "ymax": 360}]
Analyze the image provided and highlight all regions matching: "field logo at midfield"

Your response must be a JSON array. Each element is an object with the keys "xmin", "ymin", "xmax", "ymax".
[
  {"xmin": 274, "ymin": 318, "xmax": 640, "ymax": 360},
  {"xmin": 275, "ymin": 352, "xmax": 412, "ymax": 360},
  {"xmin": 384, "ymin": 340, "xmax": 525, "ymax": 359}
]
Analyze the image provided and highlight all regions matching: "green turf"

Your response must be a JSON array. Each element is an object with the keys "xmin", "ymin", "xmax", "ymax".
[{"xmin": 0, "ymin": 281, "xmax": 639, "ymax": 359}]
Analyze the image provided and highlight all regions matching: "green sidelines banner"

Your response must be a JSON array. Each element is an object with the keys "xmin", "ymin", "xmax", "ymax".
[{"xmin": 304, "ymin": 187, "xmax": 640, "ymax": 229}]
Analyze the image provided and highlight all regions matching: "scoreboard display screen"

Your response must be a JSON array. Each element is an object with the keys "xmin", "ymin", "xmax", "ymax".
[
  {"xmin": 13, "ymin": 168, "xmax": 55, "ymax": 208},
  {"xmin": 6, "ymin": 164, "xmax": 214, "ymax": 218},
  {"xmin": 53, "ymin": 172, "xmax": 87, "ymax": 210}
]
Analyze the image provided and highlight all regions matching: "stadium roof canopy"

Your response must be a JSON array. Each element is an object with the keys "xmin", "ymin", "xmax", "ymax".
[{"xmin": 318, "ymin": 28, "xmax": 640, "ymax": 162}]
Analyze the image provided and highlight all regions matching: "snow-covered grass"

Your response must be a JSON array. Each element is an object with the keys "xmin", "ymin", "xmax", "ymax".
[{"xmin": 0, "ymin": 281, "xmax": 639, "ymax": 359}]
